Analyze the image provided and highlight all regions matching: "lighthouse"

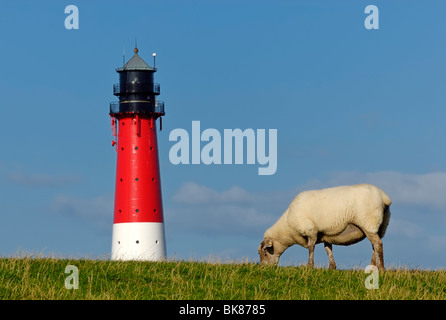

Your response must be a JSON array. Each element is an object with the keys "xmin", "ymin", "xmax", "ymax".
[{"xmin": 109, "ymin": 47, "xmax": 166, "ymax": 261}]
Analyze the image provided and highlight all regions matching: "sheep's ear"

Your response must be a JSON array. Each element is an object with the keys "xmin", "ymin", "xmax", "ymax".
[{"xmin": 262, "ymin": 238, "xmax": 273, "ymax": 249}]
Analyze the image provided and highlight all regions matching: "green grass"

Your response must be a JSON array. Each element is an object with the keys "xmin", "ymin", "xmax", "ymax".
[{"xmin": 0, "ymin": 256, "xmax": 445, "ymax": 299}]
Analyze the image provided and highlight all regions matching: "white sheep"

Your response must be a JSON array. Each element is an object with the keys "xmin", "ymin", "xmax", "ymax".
[{"xmin": 258, "ymin": 184, "xmax": 391, "ymax": 270}]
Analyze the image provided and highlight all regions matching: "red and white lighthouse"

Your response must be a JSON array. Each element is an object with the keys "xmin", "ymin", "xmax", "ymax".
[{"xmin": 109, "ymin": 47, "xmax": 166, "ymax": 261}]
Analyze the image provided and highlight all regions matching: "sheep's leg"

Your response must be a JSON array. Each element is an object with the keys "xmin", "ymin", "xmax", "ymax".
[
  {"xmin": 307, "ymin": 237, "xmax": 316, "ymax": 268},
  {"xmin": 324, "ymin": 242, "xmax": 336, "ymax": 270},
  {"xmin": 365, "ymin": 232, "xmax": 385, "ymax": 271},
  {"xmin": 370, "ymin": 244, "xmax": 377, "ymax": 266}
]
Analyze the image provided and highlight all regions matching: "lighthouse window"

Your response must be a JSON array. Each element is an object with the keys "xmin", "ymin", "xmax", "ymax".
[
  {"xmin": 135, "ymin": 146, "xmax": 138, "ymax": 150},
  {"xmin": 135, "ymin": 178, "xmax": 139, "ymax": 181},
  {"xmin": 136, "ymin": 240, "xmax": 139, "ymax": 244},
  {"xmin": 135, "ymin": 209, "xmax": 139, "ymax": 213},
  {"xmin": 154, "ymin": 209, "xmax": 157, "ymax": 213}
]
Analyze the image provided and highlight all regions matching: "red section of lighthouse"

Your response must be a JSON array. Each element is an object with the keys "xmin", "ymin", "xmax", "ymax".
[
  {"xmin": 109, "ymin": 47, "xmax": 166, "ymax": 261},
  {"xmin": 113, "ymin": 115, "xmax": 163, "ymax": 224}
]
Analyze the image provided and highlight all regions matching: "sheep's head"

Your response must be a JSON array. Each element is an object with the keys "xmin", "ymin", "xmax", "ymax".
[{"xmin": 258, "ymin": 238, "xmax": 280, "ymax": 265}]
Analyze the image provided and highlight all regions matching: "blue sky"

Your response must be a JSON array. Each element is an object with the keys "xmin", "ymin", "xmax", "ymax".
[{"xmin": 0, "ymin": 1, "xmax": 445, "ymax": 269}]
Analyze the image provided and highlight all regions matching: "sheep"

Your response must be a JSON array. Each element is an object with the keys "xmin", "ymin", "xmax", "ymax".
[{"xmin": 258, "ymin": 184, "xmax": 391, "ymax": 270}]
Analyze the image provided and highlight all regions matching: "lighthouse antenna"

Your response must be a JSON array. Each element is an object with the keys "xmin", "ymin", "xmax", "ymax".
[{"xmin": 122, "ymin": 47, "xmax": 125, "ymax": 66}]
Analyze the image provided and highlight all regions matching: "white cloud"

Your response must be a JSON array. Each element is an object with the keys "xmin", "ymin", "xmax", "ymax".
[
  {"xmin": 165, "ymin": 202, "xmax": 278, "ymax": 236},
  {"xmin": 167, "ymin": 182, "xmax": 290, "ymax": 236},
  {"xmin": 309, "ymin": 170, "xmax": 446, "ymax": 209}
]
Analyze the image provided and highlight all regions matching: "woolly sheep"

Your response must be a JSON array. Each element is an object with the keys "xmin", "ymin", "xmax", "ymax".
[{"xmin": 258, "ymin": 184, "xmax": 391, "ymax": 270}]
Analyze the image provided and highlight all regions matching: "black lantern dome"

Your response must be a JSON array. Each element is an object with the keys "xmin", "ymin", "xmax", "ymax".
[{"xmin": 110, "ymin": 48, "xmax": 164, "ymax": 117}]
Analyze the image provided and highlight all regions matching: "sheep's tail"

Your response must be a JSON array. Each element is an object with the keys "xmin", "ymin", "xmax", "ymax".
[
  {"xmin": 379, "ymin": 188, "xmax": 392, "ymax": 207},
  {"xmin": 378, "ymin": 190, "xmax": 392, "ymax": 238}
]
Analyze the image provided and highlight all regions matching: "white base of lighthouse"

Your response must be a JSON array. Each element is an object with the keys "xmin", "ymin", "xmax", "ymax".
[{"xmin": 111, "ymin": 222, "xmax": 167, "ymax": 261}]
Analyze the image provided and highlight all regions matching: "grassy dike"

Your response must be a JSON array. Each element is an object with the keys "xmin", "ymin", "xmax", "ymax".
[{"xmin": 0, "ymin": 256, "xmax": 445, "ymax": 300}]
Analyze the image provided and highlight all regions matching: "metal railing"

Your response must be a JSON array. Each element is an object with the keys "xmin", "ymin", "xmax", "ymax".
[
  {"xmin": 109, "ymin": 102, "xmax": 120, "ymax": 114},
  {"xmin": 155, "ymin": 100, "xmax": 165, "ymax": 115},
  {"xmin": 109, "ymin": 100, "xmax": 165, "ymax": 116},
  {"xmin": 153, "ymin": 83, "xmax": 160, "ymax": 95},
  {"xmin": 113, "ymin": 82, "xmax": 160, "ymax": 95}
]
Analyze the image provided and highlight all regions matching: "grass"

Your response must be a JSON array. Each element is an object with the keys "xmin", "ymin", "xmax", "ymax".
[{"xmin": 0, "ymin": 255, "xmax": 445, "ymax": 300}]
